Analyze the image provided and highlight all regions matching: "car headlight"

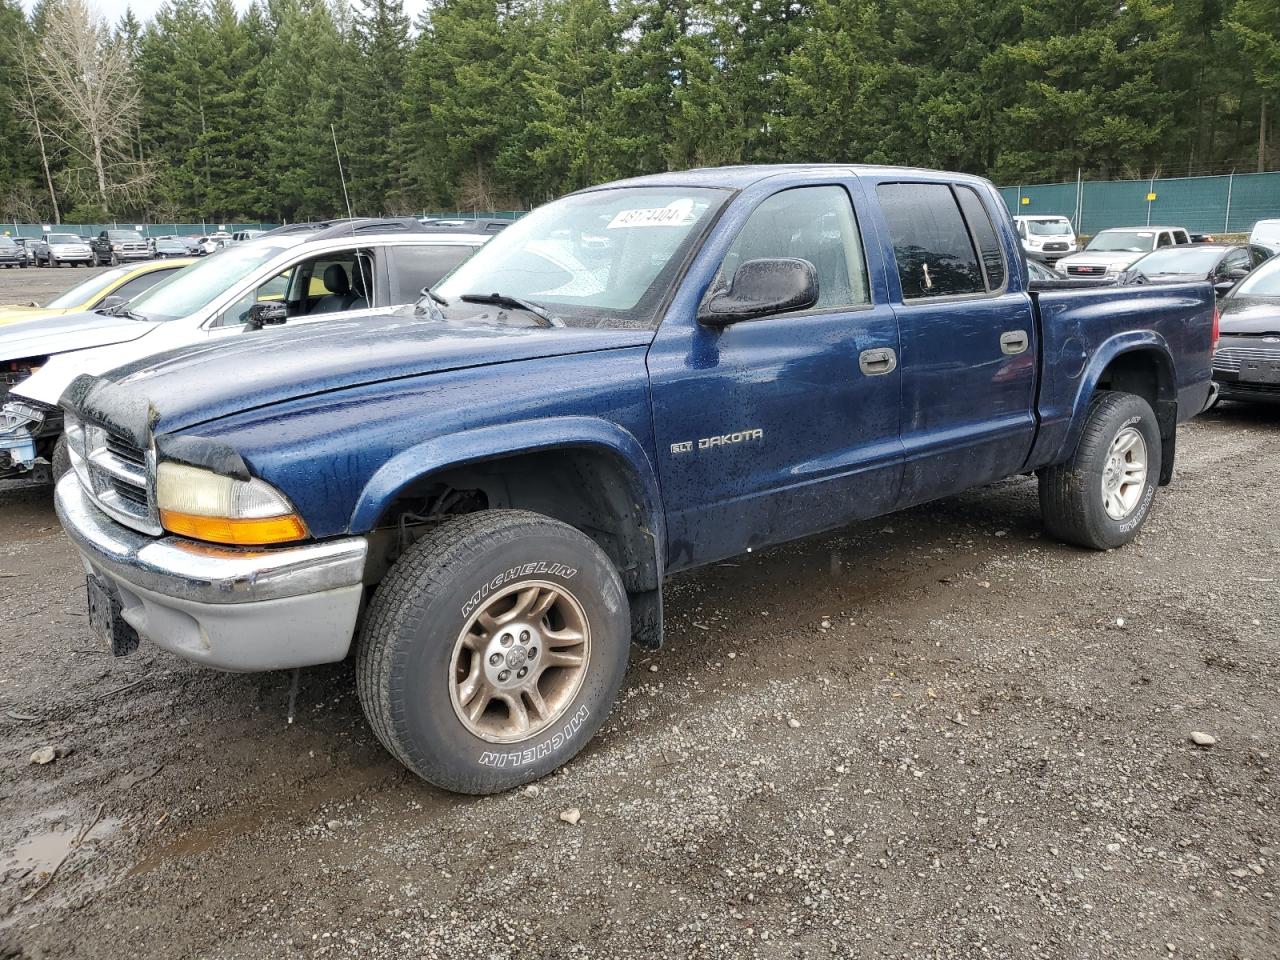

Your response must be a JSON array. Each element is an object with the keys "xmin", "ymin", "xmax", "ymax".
[{"xmin": 156, "ymin": 461, "xmax": 308, "ymax": 546}]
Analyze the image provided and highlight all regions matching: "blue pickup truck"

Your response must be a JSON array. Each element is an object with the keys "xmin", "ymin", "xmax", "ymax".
[{"xmin": 53, "ymin": 165, "xmax": 1215, "ymax": 793}]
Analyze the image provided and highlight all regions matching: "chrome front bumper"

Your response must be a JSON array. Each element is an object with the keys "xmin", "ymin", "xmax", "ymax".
[{"xmin": 55, "ymin": 475, "xmax": 369, "ymax": 671}]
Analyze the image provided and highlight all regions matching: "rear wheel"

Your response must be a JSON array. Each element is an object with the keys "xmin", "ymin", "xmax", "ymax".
[
  {"xmin": 1039, "ymin": 391, "xmax": 1162, "ymax": 550},
  {"xmin": 357, "ymin": 510, "xmax": 630, "ymax": 794}
]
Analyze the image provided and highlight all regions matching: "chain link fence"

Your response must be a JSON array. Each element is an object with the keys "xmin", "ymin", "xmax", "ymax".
[{"xmin": 997, "ymin": 172, "xmax": 1280, "ymax": 236}]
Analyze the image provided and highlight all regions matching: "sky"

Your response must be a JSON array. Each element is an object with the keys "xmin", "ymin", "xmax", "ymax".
[{"xmin": 21, "ymin": 0, "xmax": 431, "ymax": 24}]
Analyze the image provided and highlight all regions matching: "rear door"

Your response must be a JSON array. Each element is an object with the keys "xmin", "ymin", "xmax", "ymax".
[
  {"xmin": 870, "ymin": 179, "xmax": 1038, "ymax": 509},
  {"xmin": 647, "ymin": 177, "xmax": 904, "ymax": 570}
]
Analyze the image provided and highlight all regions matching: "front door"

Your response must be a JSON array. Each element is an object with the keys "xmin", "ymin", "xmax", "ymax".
[
  {"xmin": 870, "ymin": 180, "xmax": 1038, "ymax": 509},
  {"xmin": 647, "ymin": 180, "xmax": 904, "ymax": 571}
]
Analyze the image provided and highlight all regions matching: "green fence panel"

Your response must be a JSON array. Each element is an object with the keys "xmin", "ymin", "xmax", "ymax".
[
  {"xmin": 1001, "ymin": 172, "xmax": 1280, "ymax": 237},
  {"xmin": 1224, "ymin": 173, "xmax": 1280, "ymax": 234}
]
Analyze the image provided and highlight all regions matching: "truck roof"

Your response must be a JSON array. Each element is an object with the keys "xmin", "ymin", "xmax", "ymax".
[{"xmin": 586, "ymin": 163, "xmax": 997, "ymax": 193}]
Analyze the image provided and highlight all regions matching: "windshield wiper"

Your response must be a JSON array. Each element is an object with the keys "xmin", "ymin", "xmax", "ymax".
[{"xmin": 458, "ymin": 292, "xmax": 564, "ymax": 327}]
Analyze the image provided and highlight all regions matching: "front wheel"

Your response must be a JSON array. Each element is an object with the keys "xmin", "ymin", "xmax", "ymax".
[
  {"xmin": 357, "ymin": 510, "xmax": 630, "ymax": 794},
  {"xmin": 1039, "ymin": 391, "xmax": 1162, "ymax": 550}
]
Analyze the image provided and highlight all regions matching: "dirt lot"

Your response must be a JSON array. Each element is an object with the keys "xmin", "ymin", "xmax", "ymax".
[
  {"xmin": 0, "ymin": 263, "xmax": 113, "ymax": 307},
  {"xmin": 0, "ymin": 270, "xmax": 1277, "ymax": 959}
]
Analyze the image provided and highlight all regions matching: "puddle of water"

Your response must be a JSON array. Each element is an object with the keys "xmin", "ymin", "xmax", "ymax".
[{"xmin": 1, "ymin": 817, "xmax": 121, "ymax": 879}]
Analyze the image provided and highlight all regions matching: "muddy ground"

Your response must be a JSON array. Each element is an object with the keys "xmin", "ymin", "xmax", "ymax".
[{"xmin": 0, "ymin": 268, "xmax": 1278, "ymax": 959}]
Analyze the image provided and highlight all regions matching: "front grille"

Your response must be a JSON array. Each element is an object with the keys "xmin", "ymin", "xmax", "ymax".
[
  {"xmin": 66, "ymin": 416, "xmax": 160, "ymax": 534},
  {"xmin": 106, "ymin": 434, "xmax": 146, "ymax": 467},
  {"xmin": 1042, "ymin": 242, "xmax": 1068, "ymax": 252},
  {"xmin": 1212, "ymin": 343, "xmax": 1280, "ymax": 374},
  {"xmin": 1066, "ymin": 264, "xmax": 1105, "ymax": 276}
]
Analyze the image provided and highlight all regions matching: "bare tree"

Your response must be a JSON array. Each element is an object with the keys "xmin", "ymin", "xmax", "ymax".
[
  {"xmin": 27, "ymin": 0, "xmax": 152, "ymax": 217},
  {"xmin": 13, "ymin": 44, "xmax": 62, "ymax": 224}
]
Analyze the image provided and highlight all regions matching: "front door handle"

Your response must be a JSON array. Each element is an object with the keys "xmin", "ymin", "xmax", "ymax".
[
  {"xmin": 858, "ymin": 347, "xmax": 897, "ymax": 376},
  {"xmin": 1000, "ymin": 330, "xmax": 1029, "ymax": 355}
]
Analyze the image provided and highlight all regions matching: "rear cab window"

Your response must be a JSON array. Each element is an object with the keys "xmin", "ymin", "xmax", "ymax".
[
  {"xmin": 388, "ymin": 244, "xmax": 479, "ymax": 304},
  {"xmin": 876, "ymin": 182, "xmax": 1003, "ymax": 299}
]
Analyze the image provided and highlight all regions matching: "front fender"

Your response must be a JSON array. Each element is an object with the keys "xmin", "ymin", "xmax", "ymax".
[{"xmin": 349, "ymin": 415, "xmax": 665, "ymax": 553}]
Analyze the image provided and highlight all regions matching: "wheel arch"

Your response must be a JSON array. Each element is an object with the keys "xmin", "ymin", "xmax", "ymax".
[
  {"xmin": 350, "ymin": 418, "xmax": 666, "ymax": 648},
  {"xmin": 1071, "ymin": 336, "xmax": 1178, "ymax": 485}
]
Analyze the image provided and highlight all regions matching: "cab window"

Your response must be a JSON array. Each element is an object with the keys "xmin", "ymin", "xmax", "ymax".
[
  {"xmin": 212, "ymin": 249, "xmax": 377, "ymax": 327},
  {"xmin": 709, "ymin": 185, "xmax": 870, "ymax": 312},
  {"xmin": 388, "ymin": 244, "xmax": 480, "ymax": 303}
]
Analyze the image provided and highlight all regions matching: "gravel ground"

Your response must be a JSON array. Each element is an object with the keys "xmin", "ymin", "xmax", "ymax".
[
  {"xmin": 0, "ymin": 404, "xmax": 1277, "ymax": 959},
  {"xmin": 0, "ymin": 264, "xmax": 114, "ymax": 307}
]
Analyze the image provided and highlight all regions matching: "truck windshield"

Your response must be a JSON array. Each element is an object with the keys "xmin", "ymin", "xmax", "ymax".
[
  {"xmin": 1232, "ymin": 257, "xmax": 1280, "ymax": 298},
  {"xmin": 46, "ymin": 233, "xmax": 82, "ymax": 244},
  {"xmin": 1130, "ymin": 247, "xmax": 1224, "ymax": 274},
  {"xmin": 1026, "ymin": 219, "xmax": 1072, "ymax": 236},
  {"xmin": 124, "ymin": 238, "xmax": 306, "ymax": 322},
  {"xmin": 433, "ymin": 186, "xmax": 729, "ymax": 329},
  {"xmin": 1087, "ymin": 231, "xmax": 1156, "ymax": 253}
]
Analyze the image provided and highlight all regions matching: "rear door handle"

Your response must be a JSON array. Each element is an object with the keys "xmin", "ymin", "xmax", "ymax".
[
  {"xmin": 858, "ymin": 347, "xmax": 897, "ymax": 376},
  {"xmin": 1000, "ymin": 330, "xmax": 1029, "ymax": 355}
]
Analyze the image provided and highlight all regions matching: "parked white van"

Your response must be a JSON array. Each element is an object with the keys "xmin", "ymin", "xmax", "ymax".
[
  {"xmin": 1250, "ymin": 219, "xmax": 1280, "ymax": 255},
  {"xmin": 1012, "ymin": 215, "xmax": 1078, "ymax": 264}
]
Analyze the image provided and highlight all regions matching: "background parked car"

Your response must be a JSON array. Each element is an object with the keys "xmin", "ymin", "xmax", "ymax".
[
  {"xmin": 230, "ymin": 229, "xmax": 265, "ymax": 244},
  {"xmin": 1012, "ymin": 215, "xmax": 1078, "ymax": 263},
  {"xmin": 152, "ymin": 236, "xmax": 190, "ymax": 259},
  {"xmin": 1026, "ymin": 259, "xmax": 1059, "ymax": 281},
  {"xmin": 1250, "ymin": 219, "xmax": 1280, "ymax": 256},
  {"xmin": 0, "ymin": 258, "xmax": 196, "ymax": 327},
  {"xmin": 1211, "ymin": 255, "xmax": 1280, "ymax": 404},
  {"xmin": 0, "ymin": 237, "xmax": 26, "ymax": 269},
  {"xmin": 90, "ymin": 229, "xmax": 150, "ymax": 266},
  {"xmin": 1056, "ymin": 226, "xmax": 1192, "ymax": 277},
  {"xmin": 35, "ymin": 232, "xmax": 94, "ymax": 267},
  {"xmin": 11, "ymin": 237, "xmax": 38, "ymax": 267},
  {"xmin": 1119, "ymin": 243, "xmax": 1272, "ymax": 297}
]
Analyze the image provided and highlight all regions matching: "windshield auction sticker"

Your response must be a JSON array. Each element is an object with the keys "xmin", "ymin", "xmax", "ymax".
[{"xmin": 607, "ymin": 200, "xmax": 698, "ymax": 229}]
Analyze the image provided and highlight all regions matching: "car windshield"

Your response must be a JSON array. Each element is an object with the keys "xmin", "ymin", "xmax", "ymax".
[
  {"xmin": 1232, "ymin": 257, "xmax": 1280, "ymax": 298},
  {"xmin": 0, "ymin": 238, "xmax": 15, "ymax": 248},
  {"xmin": 45, "ymin": 266, "xmax": 137, "ymax": 308},
  {"xmin": 47, "ymin": 233, "xmax": 82, "ymax": 244},
  {"xmin": 1130, "ymin": 247, "xmax": 1224, "ymax": 274},
  {"xmin": 125, "ymin": 238, "xmax": 306, "ymax": 321},
  {"xmin": 1087, "ymin": 230, "xmax": 1156, "ymax": 253},
  {"xmin": 434, "ymin": 186, "xmax": 729, "ymax": 329},
  {"xmin": 1026, "ymin": 219, "xmax": 1072, "ymax": 236}
]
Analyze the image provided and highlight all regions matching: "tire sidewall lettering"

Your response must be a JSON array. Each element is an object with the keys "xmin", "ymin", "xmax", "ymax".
[{"xmin": 461, "ymin": 561, "xmax": 579, "ymax": 618}]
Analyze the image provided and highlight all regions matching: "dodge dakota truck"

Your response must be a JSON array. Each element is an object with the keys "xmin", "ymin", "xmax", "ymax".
[{"xmin": 53, "ymin": 165, "xmax": 1216, "ymax": 794}]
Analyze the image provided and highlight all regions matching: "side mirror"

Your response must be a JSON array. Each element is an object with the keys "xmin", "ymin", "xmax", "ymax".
[
  {"xmin": 244, "ymin": 302, "xmax": 289, "ymax": 331},
  {"xmin": 698, "ymin": 258, "xmax": 819, "ymax": 327},
  {"xmin": 1228, "ymin": 267, "xmax": 1250, "ymax": 280},
  {"xmin": 1214, "ymin": 280, "xmax": 1236, "ymax": 297}
]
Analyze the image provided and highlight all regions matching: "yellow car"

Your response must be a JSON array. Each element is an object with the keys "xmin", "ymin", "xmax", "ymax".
[{"xmin": 0, "ymin": 258, "xmax": 195, "ymax": 327}]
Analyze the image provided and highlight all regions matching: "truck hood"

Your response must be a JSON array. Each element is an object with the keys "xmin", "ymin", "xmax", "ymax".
[
  {"xmin": 0, "ymin": 310, "xmax": 158, "ymax": 362},
  {"xmin": 1218, "ymin": 297, "xmax": 1280, "ymax": 335},
  {"xmin": 103, "ymin": 313, "xmax": 653, "ymax": 433},
  {"xmin": 1057, "ymin": 250, "xmax": 1145, "ymax": 271}
]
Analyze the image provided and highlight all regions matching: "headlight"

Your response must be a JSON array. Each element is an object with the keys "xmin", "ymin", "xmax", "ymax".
[
  {"xmin": 156, "ymin": 462, "xmax": 308, "ymax": 546},
  {"xmin": 111, "ymin": 243, "xmax": 121, "ymax": 250}
]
